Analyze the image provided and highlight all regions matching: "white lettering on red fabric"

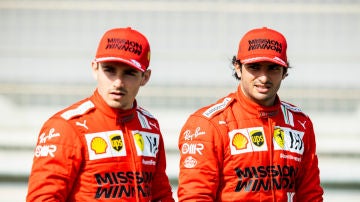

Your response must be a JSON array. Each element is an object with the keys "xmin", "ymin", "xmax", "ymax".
[
  {"xmin": 183, "ymin": 127, "xmax": 205, "ymax": 141},
  {"xmin": 280, "ymin": 153, "xmax": 301, "ymax": 162},
  {"xmin": 39, "ymin": 128, "xmax": 60, "ymax": 144},
  {"xmin": 61, "ymin": 100, "xmax": 94, "ymax": 120},
  {"xmin": 35, "ymin": 145, "xmax": 57, "ymax": 157},
  {"xmin": 181, "ymin": 143, "xmax": 204, "ymax": 155},
  {"xmin": 203, "ymin": 97, "xmax": 232, "ymax": 118},
  {"xmin": 142, "ymin": 159, "xmax": 156, "ymax": 166}
]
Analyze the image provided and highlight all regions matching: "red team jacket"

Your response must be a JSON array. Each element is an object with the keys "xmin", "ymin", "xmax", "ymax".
[
  {"xmin": 178, "ymin": 87, "xmax": 323, "ymax": 201},
  {"xmin": 27, "ymin": 90, "xmax": 174, "ymax": 202}
]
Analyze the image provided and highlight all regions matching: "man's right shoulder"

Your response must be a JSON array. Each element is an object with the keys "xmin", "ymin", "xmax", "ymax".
[
  {"xmin": 194, "ymin": 94, "xmax": 235, "ymax": 119},
  {"xmin": 54, "ymin": 98, "xmax": 95, "ymax": 121}
]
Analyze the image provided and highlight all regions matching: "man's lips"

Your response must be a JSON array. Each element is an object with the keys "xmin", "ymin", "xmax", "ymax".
[
  {"xmin": 110, "ymin": 90, "xmax": 126, "ymax": 98},
  {"xmin": 255, "ymin": 84, "xmax": 271, "ymax": 93},
  {"xmin": 111, "ymin": 91, "xmax": 125, "ymax": 95}
]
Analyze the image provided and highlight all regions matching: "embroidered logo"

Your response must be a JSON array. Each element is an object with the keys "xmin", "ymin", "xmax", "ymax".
[
  {"xmin": 274, "ymin": 128, "xmax": 285, "ymax": 149},
  {"xmin": 134, "ymin": 133, "xmax": 144, "ymax": 151},
  {"xmin": 203, "ymin": 97, "xmax": 232, "ymax": 118},
  {"xmin": 232, "ymin": 133, "xmax": 248, "ymax": 150},
  {"xmin": 85, "ymin": 130, "xmax": 127, "ymax": 160},
  {"xmin": 229, "ymin": 127, "xmax": 268, "ymax": 155},
  {"xmin": 183, "ymin": 156, "xmax": 197, "ymax": 168},
  {"xmin": 183, "ymin": 127, "xmax": 205, "ymax": 141},
  {"xmin": 91, "ymin": 137, "xmax": 108, "ymax": 154},
  {"xmin": 250, "ymin": 130, "xmax": 265, "ymax": 147},
  {"xmin": 110, "ymin": 134, "xmax": 124, "ymax": 152},
  {"xmin": 76, "ymin": 120, "xmax": 88, "ymax": 130},
  {"xmin": 298, "ymin": 120, "xmax": 307, "ymax": 129},
  {"xmin": 132, "ymin": 131, "xmax": 159, "ymax": 157},
  {"xmin": 35, "ymin": 128, "xmax": 60, "ymax": 158},
  {"xmin": 273, "ymin": 127, "xmax": 305, "ymax": 155}
]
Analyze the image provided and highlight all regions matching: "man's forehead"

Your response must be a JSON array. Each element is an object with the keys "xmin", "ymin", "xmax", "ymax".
[
  {"xmin": 245, "ymin": 61, "xmax": 282, "ymax": 67},
  {"xmin": 99, "ymin": 61, "xmax": 141, "ymax": 71}
]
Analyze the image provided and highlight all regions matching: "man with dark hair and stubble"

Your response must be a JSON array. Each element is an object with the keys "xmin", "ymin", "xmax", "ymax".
[{"xmin": 178, "ymin": 27, "xmax": 323, "ymax": 201}]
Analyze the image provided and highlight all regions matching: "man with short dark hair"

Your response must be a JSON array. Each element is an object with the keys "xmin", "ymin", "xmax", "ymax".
[{"xmin": 178, "ymin": 27, "xmax": 323, "ymax": 201}]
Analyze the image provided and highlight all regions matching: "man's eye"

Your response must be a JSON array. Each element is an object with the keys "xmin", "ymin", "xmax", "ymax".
[
  {"xmin": 103, "ymin": 67, "xmax": 115, "ymax": 73},
  {"xmin": 270, "ymin": 66, "xmax": 281, "ymax": 71},
  {"xmin": 125, "ymin": 71, "xmax": 137, "ymax": 76},
  {"xmin": 248, "ymin": 66, "xmax": 259, "ymax": 70}
]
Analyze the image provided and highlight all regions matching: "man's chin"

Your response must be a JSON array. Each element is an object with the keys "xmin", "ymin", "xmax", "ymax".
[{"xmin": 107, "ymin": 100, "xmax": 125, "ymax": 109}]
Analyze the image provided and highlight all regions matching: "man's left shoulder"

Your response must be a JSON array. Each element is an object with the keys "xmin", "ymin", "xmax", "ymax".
[
  {"xmin": 280, "ymin": 101, "xmax": 308, "ymax": 117},
  {"xmin": 136, "ymin": 106, "xmax": 156, "ymax": 119},
  {"xmin": 59, "ymin": 98, "xmax": 95, "ymax": 121},
  {"xmin": 201, "ymin": 94, "xmax": 235, "ymax": 119}
]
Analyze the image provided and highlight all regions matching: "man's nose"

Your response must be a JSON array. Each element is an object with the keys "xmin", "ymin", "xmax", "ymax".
[
  {"xmin": 257, "ymin": 71, "xmax": 269, "ymax": 82},
  {"xmin": 113, "ymin": 76, "xmax": 123, "ymax": 87}
]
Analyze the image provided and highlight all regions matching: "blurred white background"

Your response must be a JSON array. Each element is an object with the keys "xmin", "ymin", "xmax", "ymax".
[{"xmin": 0, "ymin": 0, "xmax": 360, "ymax": 201}]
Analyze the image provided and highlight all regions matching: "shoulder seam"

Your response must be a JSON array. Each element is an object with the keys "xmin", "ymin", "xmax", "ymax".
[
  {"xmin": 137, "ymin": 106, "xmax": 155, "ymax": 119},
  {"xmin": 202, "ymin": 97, "xmax": 233, "ymax": 118},
  {"xmin": 281, "ymin": 101, "xmax": 304, "ymax": 113},
  {"xmin": 60, "ymin": 100, "xmax": 95, "ymax": 120}
]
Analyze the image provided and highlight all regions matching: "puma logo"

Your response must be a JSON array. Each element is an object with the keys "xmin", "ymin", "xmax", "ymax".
[
  {"xmin": 76, "ymin": 120, "xmax": 88, "ymax": 130},
  {"xmin": 298, "ymin": 120, "xmax": 306, "ymax": 129},
  {"xmin": 149, "ymin": 121, "xmax": 159, "ymax": 130}
]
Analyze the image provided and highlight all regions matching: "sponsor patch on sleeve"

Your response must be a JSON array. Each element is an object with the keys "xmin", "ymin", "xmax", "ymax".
[
  {"xmin": 203, "ymin": 97, "xmax": 232, "ymax": 118},
  {"xmin": 34, "ymin": 128, "xmax": 60, "ymax": 158}
]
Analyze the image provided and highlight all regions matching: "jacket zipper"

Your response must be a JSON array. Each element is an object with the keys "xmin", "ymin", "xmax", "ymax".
[
  {"xmin": 120, "ymin": 121, "xmax": 141, "ymax": 202},
  {"xmin": 268, "ymin": 118, "xmax": 276, "ymax": 202}
]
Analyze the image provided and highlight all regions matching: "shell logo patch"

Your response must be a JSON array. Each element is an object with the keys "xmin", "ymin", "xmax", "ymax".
[
  {"xmin": 229, "ymin": 127, "xmax": 268, "ymax": 155},
  {"xmin": 91, "ymin": 137, "xmax": 108, "ymax": 154},
  {"xmin": 232, "ymin": 133, "xmax": 248, "ymax": 150},
  {"xmin": 85, "ymin": 130, "xmax": 126, "ymax": 160}
]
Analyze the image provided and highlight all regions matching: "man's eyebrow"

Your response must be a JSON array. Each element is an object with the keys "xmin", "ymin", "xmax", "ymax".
[
  {"xmin": 247, "ymin": 63, "xmax": 260, "ymax": 67},
  {"xmin": 124, "ymin": 68, "xmax": 139, "ymax": 73},
  {"xmin": 269, "ymin": 64, "xmax": 281, "ymax": 68},
  {"xmin": 101, "ymin": 63, "xmax": 114, "ymax": 68}
]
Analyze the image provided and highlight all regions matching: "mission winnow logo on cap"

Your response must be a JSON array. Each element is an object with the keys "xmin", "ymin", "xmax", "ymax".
[
  {"xmin": 237, "ymin": 27, "xmax": 288, "ymax": 67},
  {"xmin": 94, "ymin": 27, "xmax": 151, "ymax": 72}
]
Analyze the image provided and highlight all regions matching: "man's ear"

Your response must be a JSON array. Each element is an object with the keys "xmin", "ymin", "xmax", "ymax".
[
  {"xmin": 282, "ymin": 67, "xmax": 288, "ymax": 80},
  {"xmin": 141, "ymin": 69, "xmax": 151, "ymax": 86},
  {"xmin": 91, "ymin": 61, "xmax": 99, "ymax": 80},
  {"xmin": 234, "ymin": 63, "xmax": 242, "ymax": 78},
  {"xmin": 282, "ymin": 73, "xmax": 288, "ymax": 80}
]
